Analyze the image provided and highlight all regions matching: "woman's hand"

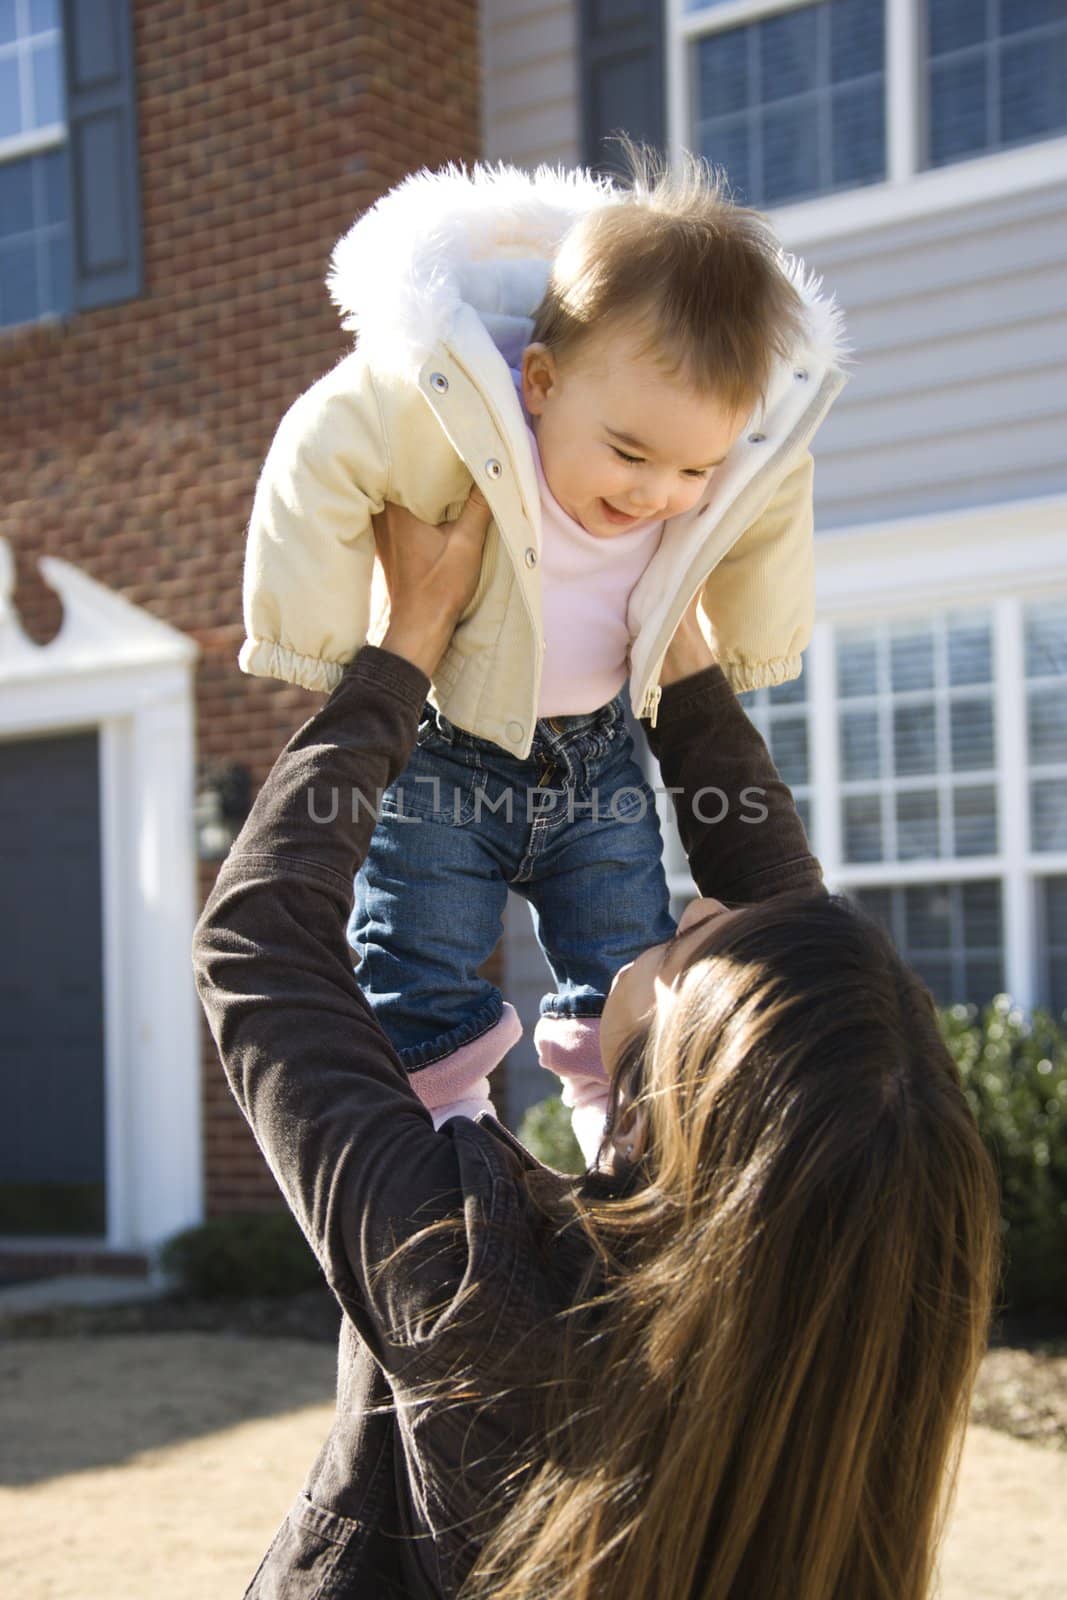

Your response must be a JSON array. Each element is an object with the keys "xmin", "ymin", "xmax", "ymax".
[
  {"xmin": 659, "ymin": 592, "xmax": 717, "ymax": 687},
  {"xmin": 373, "ymin": 488, "xmax": 493, "ymax": 678}
]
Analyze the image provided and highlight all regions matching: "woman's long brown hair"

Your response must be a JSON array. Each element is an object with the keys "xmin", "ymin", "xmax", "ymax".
[{"xmin": 383, "ymin": 890, "xmax": 1001, "ymax": 1599}]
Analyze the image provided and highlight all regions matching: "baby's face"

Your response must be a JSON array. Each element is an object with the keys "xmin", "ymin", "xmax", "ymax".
[{"xmin": 520, "ymin": 322, "xmax": 751, "ymax": 539}]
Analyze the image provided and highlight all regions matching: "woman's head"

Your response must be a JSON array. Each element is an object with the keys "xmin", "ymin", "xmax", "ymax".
[{"xmin": 463, "ymin": 889, "xmax": 1001, "ymax": 1600}]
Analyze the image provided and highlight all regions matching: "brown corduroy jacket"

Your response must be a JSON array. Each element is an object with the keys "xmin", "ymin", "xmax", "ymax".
[{"xmin": 192, "ymin": 643, "xmax": 825, "ymax": 1598}]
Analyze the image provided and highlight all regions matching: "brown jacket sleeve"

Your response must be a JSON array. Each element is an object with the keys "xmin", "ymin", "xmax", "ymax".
[
  {"xmin": 192, "ymin": 646, "xmax": 527, "ymax": 1372},
  {"xmin": 641, "ymin": 662, "xmax": 826, "ymax": 906}
]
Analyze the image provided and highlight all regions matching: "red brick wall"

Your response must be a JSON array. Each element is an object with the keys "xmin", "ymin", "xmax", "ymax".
[{"xmin": 0, "ymin": 0, "xmax": 485, "ymax": 1218}]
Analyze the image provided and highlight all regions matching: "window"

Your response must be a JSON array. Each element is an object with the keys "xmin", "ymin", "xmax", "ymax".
[
  {"xmin": 646, "ymin": 593, "xmax": 1067, "ymax": 1014},
  {"xmin": 688, "ymin": 0, "xmax": 886, "ymax": 207},
  {"xmin": 850, "ymin": 879, "xmax": 1004, "ymax": 1006},
  {"xmin": 738, "ymin": 670, "xmax": 815, "ymax": 838},
  {"xmin": 835, "ymin": 611, "xmax": 997, "ymax": 865},
  {"xmin": 0, "ymin": 0, "xmax": 143, "ymax": 330},
  {"xmin": 671, "ymin": 1, "xmax": 1067, "ymax": 237},
  {"xmin": 0, "ymin": 0, "xmax": 71, "ymax": 328},
  {"xmin": 926, "ymin": 0, "xmax": 1067, "ymax": 168}
]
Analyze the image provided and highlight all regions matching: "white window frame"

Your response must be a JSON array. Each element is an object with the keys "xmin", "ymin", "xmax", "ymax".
[
  {"xmin": 648, "ymin": 492, "xmax": 1067, "ymax": 1012},
  {"xmin": 667, "ymin": 0, "xmax": 1067, "ymax": 248}
]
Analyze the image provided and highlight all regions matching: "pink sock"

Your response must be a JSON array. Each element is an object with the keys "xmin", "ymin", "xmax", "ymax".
[
  {"xmin": 533, "ymin": 1014, "xmax": 612, "ymax": 1165},
  {"xmin": 408, "ymin": 1003, "xmax": 523, "ymax": 1120}
]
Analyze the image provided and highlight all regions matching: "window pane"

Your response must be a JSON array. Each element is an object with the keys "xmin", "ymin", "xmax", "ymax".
[
  {"xmin": 950, "ymin": 697, "xmax": 995, "ymax": 770},
  {"xmin": 897, "ymin": 789, "xmax": 941, "ymax": 859},
  {"xmin": 831, "ymin": 82, "xmax": 886, "ymax": 186},
  {"xmin": 830, "ymin": 0, "xmax": 884, "ymax": 81},
  {"xmin": 912, "ymin": 955, "xmax": 954, "ymax": 1005},
  {"xmin": 953, "ymin": 784, "xmax": 998, "ymax": 856},
  {"xmin": 965, "ymin": 959, "xmax": 1004, "ymax": 1003},
  {"xmin": 31, "ymin": 38, "xmax": 64, "ymax": 126},
  {"xmin": 1000, "ymin": 1, "xmax": 1066, "ymax": 35},
  {"xmin": 1047, "ymin": 875, "xmax": 1067, "ymax": 942},
  {"xmin": 845, "ymin": 794, "xmax": 883, "ymax": 861},
  {"xmin": 0, "ymin": 237, "xmax": 40, "ymax": 324},
  {"xmin": 43, "ymin": 229, "xmax": 70, "ymax": 314},
  {"xmin": 1024, "ymin": 603, "xmax": 1067, "ymax": 678},
  {"xmin": 930, "ymin": 54, "xmax": 989, "ymax": 164},
  {"xmin": 906, "ymin": 883, "xmax": 953, "ymax": 948},
  {"xmin": 768, "ymin": 672, "xmax": 806, "ymax": 706},
  {"xmin": 1000, "ymin": 33, "xmax": 1067, "ymax": 145},
  {"xmin": 0, "ymin": 0, "xmax": 15, "ymax": 45},
  {"xmin": 841, "ymin": 708, "xmax": 880, "ymax": 780},
  {"xmin": 1032, "ymin": 780, "xmax": 1067, "ymax": 851},
  {"xmin": 928, "ymin": 0, "xmax": 988, "ymax": 55},
  {"xmin": 770, "ymin": 716, "xmax": 809, "ymax": 786},
  {"xmin": 0, "ymin": 55, "xmax": 23, "ymax": 139},
  {"xmin": 762, "ymin": 101, "xmax": 821, "ymax": 205},
  {"xmin": 890, "ymin": 626, "xmax": 935, "ymax": 691},
  {"xmin": 759, "ymin": 6, "xmax": 819, "ymax": 103},
  {"xmin": 41, "ymin": 145, "xmax": 67, "ymax": 226},
  {"xmin": 1028, "ymin": 685, "xmax": 1067, "ymax": 763},
  {"xmin": 894, "ymin": 703, "xmax": 938, "ymax": 776},
  {"xmin": 29, "ymin": 0, "xmax": 60, "ymax": 29},
  {"xmin": 837, "ymin": 633, "xmax": 878, "ymax": 698},
  {"xmin": 697, "ymin": 28, "xmax": 749, "ymax": 118},
  {"xmin": 699, "ymin": 115, "xmax": 752, "ymax": 201},
  {"xmin": 1051, "ymin": 954, "xmax": 1067, "ymax": 1017},
  {"xmin": 0, "ymin": 159, "xmax": 34, "ymax": 237},
  {"xmin": 962, "ymin": 879, "xmax": 1003, "ymax": 947},
  {"xmin": 947, "ymin": 611, "xmax": 993, "ymax": 684},
  {"xmin": 851, "ymin": 887, "xmax": 892, "ymax": 932}
]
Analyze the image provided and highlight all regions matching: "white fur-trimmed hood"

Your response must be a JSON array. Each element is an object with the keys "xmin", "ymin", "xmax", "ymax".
[{"xmin": 326, "ymin": 159, "xmax": 852, "ymax": 383}]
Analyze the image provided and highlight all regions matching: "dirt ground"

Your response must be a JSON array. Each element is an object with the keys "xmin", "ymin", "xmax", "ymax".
[{"xmin": 1, "ymin": 1334, "xmax": 1065, "ymax": 1599}]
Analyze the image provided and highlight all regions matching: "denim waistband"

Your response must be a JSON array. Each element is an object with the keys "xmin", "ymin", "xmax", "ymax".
[{"xmin": 425, "ymin": 694, "xmax": 625, "ymax": 755}]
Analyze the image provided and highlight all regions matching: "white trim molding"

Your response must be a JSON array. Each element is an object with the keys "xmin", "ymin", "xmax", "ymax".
[
  {"xmin": 668, "ymin": 0, "xmax": 1067, "ymax": 248},
  {"xmin": 0, "ymin": 545, "xmax": 203, "ymax": 1255},
  {"xmin": 813, "ymin": 492, "xmax": 1067, "ymax": 618}
]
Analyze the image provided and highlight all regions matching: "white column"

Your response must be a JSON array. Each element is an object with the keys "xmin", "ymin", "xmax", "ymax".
[
  {"xmin": 887, "ymin": 0, "xmax": 920, "ymax": 186},
  {"xmin": 123, "ymin": 669, "xmax": 204, "ymax": 1249}
]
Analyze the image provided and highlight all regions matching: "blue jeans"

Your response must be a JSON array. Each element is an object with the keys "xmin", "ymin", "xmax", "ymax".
[{"xmin": 347, "ymin": 694, "xmax": 677, "ymax": 1070}]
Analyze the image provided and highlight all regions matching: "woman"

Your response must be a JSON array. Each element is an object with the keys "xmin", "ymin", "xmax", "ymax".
[{"xmin": 193, "ymin": 491, "xmax": 1000, "ymax": 1599}]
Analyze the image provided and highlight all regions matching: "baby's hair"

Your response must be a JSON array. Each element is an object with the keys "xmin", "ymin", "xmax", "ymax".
[{"xmin": 531, "ymin": 135, "xmax": 810, "ymax": 417}]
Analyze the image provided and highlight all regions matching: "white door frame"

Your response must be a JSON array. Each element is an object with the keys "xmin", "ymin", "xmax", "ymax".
[{"xmin": 0, "ymin": 544, "xmax": 203, "ymax": 1254}]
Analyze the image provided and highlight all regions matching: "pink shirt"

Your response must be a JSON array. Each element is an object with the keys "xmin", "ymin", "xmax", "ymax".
[{"xmin": 510, "ymin": 369, "xmax": 664, "ymax": 718}]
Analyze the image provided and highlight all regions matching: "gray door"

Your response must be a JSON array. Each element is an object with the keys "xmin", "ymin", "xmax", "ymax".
[{"xmin": 0, "ymin": 730, "xmax": 106, "ymax": 1235}]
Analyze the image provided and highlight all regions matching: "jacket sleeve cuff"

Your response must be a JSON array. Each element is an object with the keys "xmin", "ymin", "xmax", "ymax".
[{"xmin": 239, "ymin": 636, "xmax": 347, "ymax": 693}]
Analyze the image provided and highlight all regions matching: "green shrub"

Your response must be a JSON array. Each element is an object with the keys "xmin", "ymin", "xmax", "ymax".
[
  {"xmin": 941, "ymin": 996, "xmax": 1067, "ymax": 1320},
  {"xmin": 160, "ymin": 1212, "xmax": 324, "ymax": 1299},
  {"xmin": 517, "ymin": 1093, "xmax": 586, "ymax": 1174}
]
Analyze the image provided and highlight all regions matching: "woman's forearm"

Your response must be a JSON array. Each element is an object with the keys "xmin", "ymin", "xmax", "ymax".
[{"xmin": 642, "ymin": 662, "xmax": 825, "ymax": 907}]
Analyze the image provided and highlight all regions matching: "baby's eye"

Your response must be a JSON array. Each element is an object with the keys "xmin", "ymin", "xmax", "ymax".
[{"xmin": 611, "ymin": 445, "xmax": 712, "ymax": 479}]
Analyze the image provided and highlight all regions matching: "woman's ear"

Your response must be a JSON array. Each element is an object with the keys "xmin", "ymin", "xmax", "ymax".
[{"xmin": 606, "ymin": 1082, "xmax": 648, "ymax": 1173}]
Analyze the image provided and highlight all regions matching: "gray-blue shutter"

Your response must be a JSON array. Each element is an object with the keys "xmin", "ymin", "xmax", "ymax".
[
  {"xmin": 579, "ymin": 0, "xmax": 666, "ymax": 175},
  {"xmin": 61, "ymin": 0, "xmax": 144, "ymax": 310}
]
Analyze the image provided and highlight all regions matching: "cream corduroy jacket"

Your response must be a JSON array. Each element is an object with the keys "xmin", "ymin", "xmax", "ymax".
[{"xmin": 240, "ymin": 161, "xmax": 851, "ymax": 758}]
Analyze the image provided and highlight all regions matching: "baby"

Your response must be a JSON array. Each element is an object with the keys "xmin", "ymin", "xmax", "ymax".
[{"xmin": 239, "ymin": 147, "xmax": 850, "ymax": 1160}]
